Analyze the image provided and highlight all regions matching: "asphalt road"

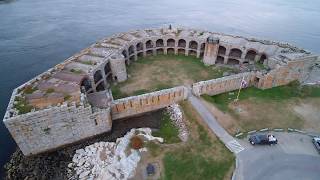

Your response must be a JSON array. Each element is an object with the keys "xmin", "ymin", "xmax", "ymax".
[{"xmin": 236, "ymin": 132, "xmax": 320, "ymax": 180}]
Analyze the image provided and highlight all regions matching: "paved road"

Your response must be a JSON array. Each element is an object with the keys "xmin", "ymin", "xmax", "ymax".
[
  {"xmin": 187, "ymin": 94, "xmax": 320, "ymax": 180},
  {"xmin": 235, "ymin": 132, "xmax": 320, "ymax": 180},
  {"xmin": 188, "ymin": 95, "xmax": 244, "ymax": 154}
]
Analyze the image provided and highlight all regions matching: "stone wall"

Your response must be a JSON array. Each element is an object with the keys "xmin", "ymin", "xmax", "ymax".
[
  {"xmin": 258, "ymin": 55, "xmax": 318, "ymax": 89},
  {"xmin": 3, "ymin": 104, "xmax": 112, "ymax": 156},
  {"xmin": 192, "ymin": 72, "xmax": 256, "ymax": 96},
  {"xmin": 110, "ymin": 86, "xmax": 188, "ymax": 120}
]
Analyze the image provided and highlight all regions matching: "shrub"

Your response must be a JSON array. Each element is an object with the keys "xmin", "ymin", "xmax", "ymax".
[
  {"xmin": 130, "ymin": 136, "xmax": 144, "ymax": 149},
  {"xmin": 46, "ymin": 88, "xmax": 55, "ymax": 94}
]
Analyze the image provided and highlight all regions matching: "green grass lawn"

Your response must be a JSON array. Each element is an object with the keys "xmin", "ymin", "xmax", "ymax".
[
  {"xmin": 202, "ymin": 81, "xmax": 320, "ymax": 113},
  {"xmin": 161, "ymin": 101, "xmax": 235, "ymax": 180},
  {"xmin": 111, "ymin": 54, "xmax": 236, "ymax": 99},
  {"xmin": 202, "ymin": 81, "xmax": 320, "ymax": 134},
  {"xmin": 152, "ymin": 111, "xmax": 180, "ymax": 144}
]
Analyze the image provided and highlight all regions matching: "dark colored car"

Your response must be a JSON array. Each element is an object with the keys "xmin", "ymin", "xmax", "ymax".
[
  {"xmin": 312, "ymin": 137, "xmax": 320, "ymax": 153},
  {"xmin": 249, "ymin": 134, "xmax": 278, "ymax": 145}
]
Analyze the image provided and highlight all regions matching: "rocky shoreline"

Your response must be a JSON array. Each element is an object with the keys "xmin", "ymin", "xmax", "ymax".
[{"xmin": 3, "ymin": 110, "xmax": 163, "ymax": 180}]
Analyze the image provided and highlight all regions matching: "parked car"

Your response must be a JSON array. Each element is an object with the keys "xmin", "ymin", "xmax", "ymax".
[
  {"xmin": 249, "ymin": 134, "xmax": 278, "ymax": 145},
  {"xmin": 312, "ymin": 137, "xmax": 320, "ymax": 153}
]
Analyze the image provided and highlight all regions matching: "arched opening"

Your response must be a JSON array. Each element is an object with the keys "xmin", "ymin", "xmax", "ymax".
[
  {"xmin": 125, "ymin": 60, "xmax": 129, "ymax": 66},
  {"xmin": 146, "ymin": 50, "xmax": 153, "ymax": 56},
  {"xmin": 178, "ymin": 49, "xmax": 185, "ymax": 55},
  {"xmin": 178, "ymin": 39, "xmax": 186, "ymax": 48},
  {"xmin": 227, "ymin": 58, "xmax": 240, "ymax": 65},
  {"xmin": 200, "ymin": 52, "xmax": 204, "ymax": 58},
  {"xmin": 229, "ymin": 48, "xmax": 242, "ymax": 59},
  {"xmin": 200, "ymin": 43, "xmax": 205, "ymax": 51},
  {"xmin": 156, "ymin": 39, "xmax": 164, "ymax": 47},
  {"xmin": 216, "ymin": 56, "xmax": 224, "ymax": 64},
  {"xmin": 189, "ymin": 41, "xmax": 198, "ymax": 50},
  {"xmin": 188, "ymin": 50, "xmax": 197, "ymax": 57},
  {"xmin": 80, "ymin": 78, "xmax": 92, "ymax": 92},
  {"xmin": 94, "ymin": 70, "xmax": 103, "ymax": 83},
  {"xmin": 104, "ymin": 62, "xmax": 111, "ymax": 75},
  {"xmin": 167, "ymin": 48, "xmax": 174, "ymax": 55},
  {"xmin": 259, "ymin": 54, "xmax": 267, "ymax": 64},
  {"xmin": 156, "ymin": 48, "xmax": 164, "ymax": 55},
  {"xmin": 245, "ymin": 50, "xmax": 257, "ymax": 61},
  {"xmin": 136, "ymin": 42, "xmax": 143, "ymax": 52},
  {"xmin": 129, "ymin": 55, "xmax": 135, "ymax": 62},
  {"xmin": 218, "ymin": 46, "xmax": 226, "ymax": 55},
  {"xmin": 167, "ymin": 39, "xmax": 175, "ymax": 47},
  {"xmin": 137, "ymin": 52, "xmax": 143, "ymax": 58},
  {"xmin": 128, "ymin": 45, "xmax": 135, "ymax": 55},
  {"xmin": 122, "ymin": 50, "xmax": 128, "ymax": 59},
  {"xmin": 96, "ymin": 82, "xmax": 105, "ymax": 92},
  {"xmin": 146, "ymin": 40, "xmax": 153, "ymax": 49}
]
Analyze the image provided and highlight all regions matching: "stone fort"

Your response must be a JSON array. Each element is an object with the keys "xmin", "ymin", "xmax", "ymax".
[{"xmin": 3, "ymin": 27, "xmax": 318, "ymax": 156}]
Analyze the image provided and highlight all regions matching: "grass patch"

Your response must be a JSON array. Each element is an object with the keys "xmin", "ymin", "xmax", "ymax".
[
  {"xmin": 203, "ymin": 81, "xmax": 320, "ymax": 113},
  {"xmin": 70, "ymin": 69, "xmax": 83, "ymax": 74},
  {"xmin": 45, "ymin": 88, "xmax": 55, "ymax": 94},
  {"xmin": 145, "ymin": 141, "xmax": 161, "ymax": 157},
  {"xmin": 202, "ymin": 81, "xmax": 320, "ymax": 134},
  {"xmin": 161, "ymin": 101, "xmax": 235, "ymax": 180},
  {"xmin": 23, "ymin": 86, "xmax": 38, "ymax": 94},
  {"xmin": 152, "ymin": 111, "xmax": 180, "ymax": 144},
  {"xmin": 14, "ymin": 97, "xmax": 33, "ymax": 114},
  {"xmin": 111, "ymin": 54, "xmax": 234, "ymax": 98}
]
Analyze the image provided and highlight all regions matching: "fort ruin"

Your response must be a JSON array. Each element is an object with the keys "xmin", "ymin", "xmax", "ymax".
[{"xmin": 3, "ymin": 27, "xmax": 318, "ymax": 156}]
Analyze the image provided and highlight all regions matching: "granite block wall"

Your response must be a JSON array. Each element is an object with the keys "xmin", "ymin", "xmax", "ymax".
[
  {"xmin": 110, "ymin": 86, "xmax": 188, "ymax": 120},
  {"xmin": 192, "ymin": 72, "xmax": 256, "ymax": 96},
  {"xmin": 3, "ymin": 104, "xmax": 112, "ymax": 156}
]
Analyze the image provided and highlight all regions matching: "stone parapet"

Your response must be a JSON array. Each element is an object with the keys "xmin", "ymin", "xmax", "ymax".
[{"xmin": 110, "ymin": 86, "xmax": 188, "ymax": 120}]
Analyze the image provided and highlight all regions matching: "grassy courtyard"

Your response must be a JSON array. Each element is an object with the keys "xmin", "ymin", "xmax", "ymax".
[
  {"xmin": 111, "ymin": 54, "xmax": 236, "ymax": 99},
  {"xmin": 202, "ymin": 82, "xmax": 320, "ymax": 134},
  {"xmin": 139, "ymin": 101, "xmax": 235, "ymax": 180}
]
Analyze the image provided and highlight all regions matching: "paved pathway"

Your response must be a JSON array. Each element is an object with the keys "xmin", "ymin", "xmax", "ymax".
[{"xmin": 187, "ymin": 95, "xmax": 244, "ymax": 154}]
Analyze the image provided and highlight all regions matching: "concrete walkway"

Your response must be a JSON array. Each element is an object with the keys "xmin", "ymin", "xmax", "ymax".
[{"xmin": 187, "ymin": 95, "xmax": 244, "ymax": 154}]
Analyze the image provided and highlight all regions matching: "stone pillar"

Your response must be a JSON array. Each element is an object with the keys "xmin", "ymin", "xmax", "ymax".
[
  {"xmin": 203, "ymin": 36, "xmax": 219, "ymax": 66},
  {"xmin": 196, "ymin": 44, "xmax": 201, "ymax": 58},
  {"xmin": 224, "ymin": 48, "xmax": 230, "ymax": 64},
  {"xmin": 255, "ymin": 54, "xmax": 261, "ymax": 62},
  {"xmin": 110, "ymin": 54, "xmax": 127, "ymax": 82},
  {"xmin": 143, "ymin": 43, "xmax": 147, "ymax": 57}
]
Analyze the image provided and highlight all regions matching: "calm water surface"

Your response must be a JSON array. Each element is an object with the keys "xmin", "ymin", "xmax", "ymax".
[{"xmin": 0, "ymin": 0, "xmax": 319, "ymax": 175}]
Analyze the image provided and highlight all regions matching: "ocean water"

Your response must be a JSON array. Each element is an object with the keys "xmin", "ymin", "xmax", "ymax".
[{"xmin": 0, "ymin": 0, "xmax": 319, "ymax": 176}]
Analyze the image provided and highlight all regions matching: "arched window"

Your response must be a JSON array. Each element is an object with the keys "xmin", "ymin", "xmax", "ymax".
[
  {"xmin": 122, "ymin": 50, "xmax": 128, "ymax": 58},
  {"xmin": 94, "ymin": 70, "xmax": 103, "ymax": 83},
  {"xmin": 259, "ymin": 54, "xmax": 267, "ymax": 64},
  {"xmin": 245, "ymin": 50, "xmax": 257, "ymax": 61},
  {"xmin": 128, "ymin": 45, "xmax": 135, "ymax": 55},
  {"xmin": 156, "ymin": 39, "xmax": 164, "ymax": 47},
  {"xmin": 136, "ymin": 42, "xmax": 143, "ymax": 51},
  {"xmin": 189, "ymin": 41, "xmax": 198, "ymax": 50},
  {"xmin": 229, "ymin": 48, "xmax": 242, "ymax": 58},
  {"xmin": 218, "ymin": 46, "xmax": 226, "ymax": 55},
  {"xmin": 178, "ymin": 39, "xmax": 186, "ymax": 48},
  {"xmin": 80, "ymin": 78, "xmax": 92, "ymax": 92},
  {"xmin": 146, "ymin": 40, "xmax": 153, "ymax": 49},
  {"xmin": 167, "ymin": 39, "xmax": 175, "ymax": 47}
]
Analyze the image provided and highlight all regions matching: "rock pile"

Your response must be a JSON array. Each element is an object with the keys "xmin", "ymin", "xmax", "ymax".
[
  {"xmin": 68, "ymin": 128, "xmax": 163, "ymax": 180},
  {"xmin": 166, "ymin": 104, "xmax": 189, "ymax": 142}
]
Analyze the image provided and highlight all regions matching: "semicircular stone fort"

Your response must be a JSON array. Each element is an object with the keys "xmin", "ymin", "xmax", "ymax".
[{"xmin": 3, "ymin": 27, "xmax": 318, "ymax": 155}]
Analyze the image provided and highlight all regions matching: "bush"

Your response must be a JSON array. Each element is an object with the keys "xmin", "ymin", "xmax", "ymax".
[{"xmin": 130, "ymin": 136, "xmax": 144, "ymax": 149}]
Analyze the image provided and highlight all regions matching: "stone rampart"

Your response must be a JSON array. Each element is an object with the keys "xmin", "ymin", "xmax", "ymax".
[
  {"xmin": 3, "ymin": 104, "xmax": 112, "ymax": 156},
  {"xmin": 110, "ymin": 86, "xmax": 188, "ymax": 120},
  {"xmin": 192, "ymin": 72, "xmax": 256, "ymax": 96}
]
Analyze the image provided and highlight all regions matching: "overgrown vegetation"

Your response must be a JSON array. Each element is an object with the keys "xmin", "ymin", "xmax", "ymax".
[
  {"xmin": 23, "ymin": 86, "xmax": 38, "ymax": 94},
  {"xmin": 45, "ymin": 88, "xmax": 55, "ymax": 94},
  {"xmin": 161, "ymin": 101, "xmax": 235, "ymax": 180},
  {"xmin": 152, "ymin": 111, "xmax": 180, "ymax": 144},
  {"xmin": 145, "ymin": 141, "xmax": 161, "ymax": 157},
  {"xmin": 70, "ymin": 69, "xmax": 83, "ymax": 74},
  {"xmin": 14, "ymin": 97, "xmax": 33, "ymax": 114}
]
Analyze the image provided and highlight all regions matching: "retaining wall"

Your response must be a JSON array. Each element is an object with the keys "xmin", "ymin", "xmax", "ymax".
[
  {"xmin": 3, "ymin": 104, "xmax": 112, "ymax": 156},
  {"xmin": 111, "ymin": 86, "xmax": 188, "ymax": 120},
  {"xmin": 192, "ymin": 72, "xmax": 256, "ymax": 96}
]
